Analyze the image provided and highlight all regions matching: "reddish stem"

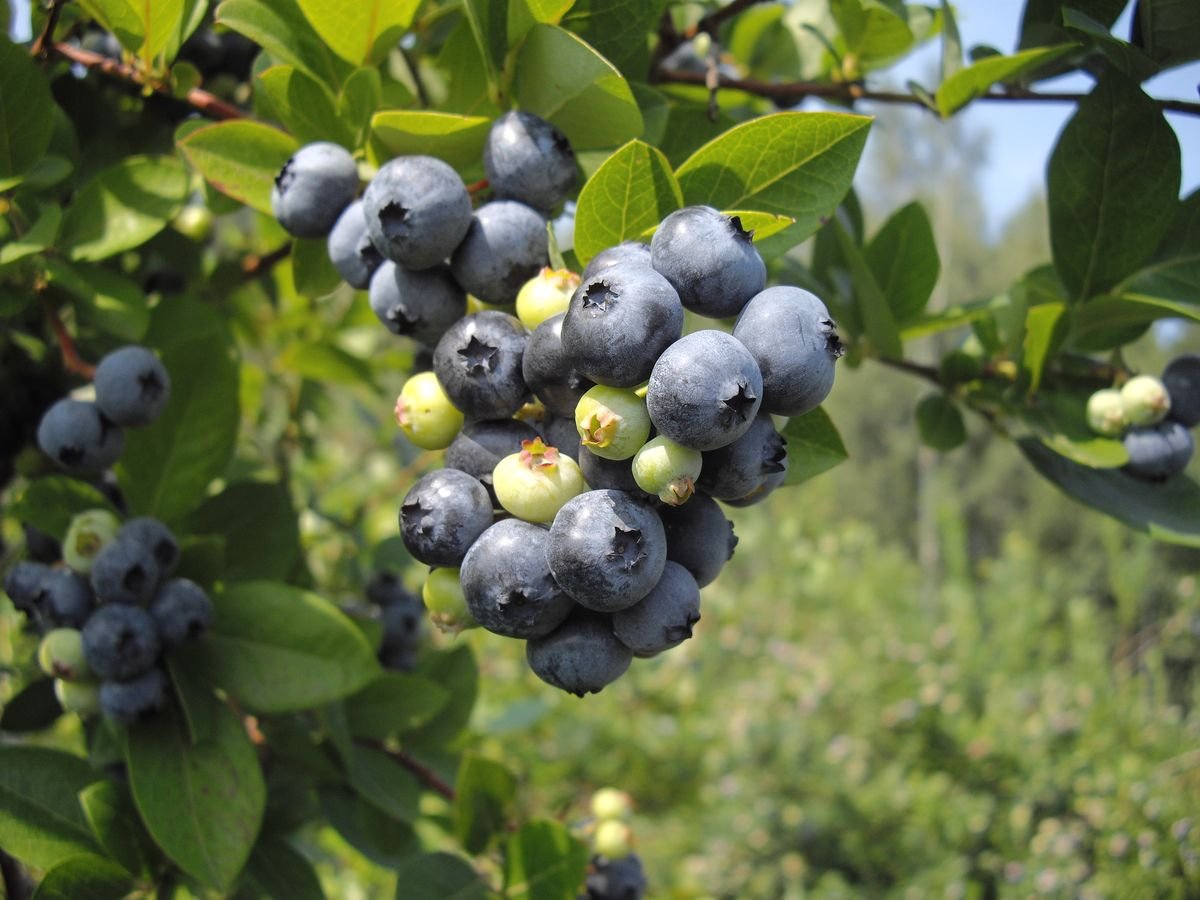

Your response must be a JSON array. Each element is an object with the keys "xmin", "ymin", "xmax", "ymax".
[{"xmin": 40, "ymin": 295, "xmax": 96, "ymax": 380}]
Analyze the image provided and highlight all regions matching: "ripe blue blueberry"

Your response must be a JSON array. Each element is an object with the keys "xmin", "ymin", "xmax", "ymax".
[
  {"xmin": 650, "ymin": 206, "xmax": 766, "ymax": 318},
  {"xmin": 432, "ymin": 310, "xmax": 530, "ymax": 420},
  {"xmin": 522, "ymin": 313, "xmax": 595, "ymax": 418},
  {"xmin": 697, "ymin": 410, "xmax": 788, "ymax": 501},
  {"xmin": 612, "ymin": 561, "xmax": 701, "ymax": 657},
  {"xmin": 327, "ymin": 200, "xmax": 384, "ymax": 289},
  {"xmin": 578, "ymin": 447, "xmax": 642, "ymax": 495},
  {"xmin": 1123, "ymin": 421, "xmax": 1194, "ymax": 481},
  {"xmin": 400, "ymin": 469, "xmax": 495, "ymax": 567},
  {"xmin": 149, "ymin": 578, "xmax": 213, "ymax": 646},
  {"xmin": 271, "ymin": 142, "xmax": 359, "ymax": 238},
  {"xmin": 40, "ymin": 569, "xmax": 97, "ymax": 628},
  {"xmin": 580, "ymin": 241, "xmax": 651, "ymax": 282},
  {"xmin": 1163, "ymin": 353, "xmax": 1200, "ymax": 428},
  {"xmin": 363, "ymin": 155, "xmax": 473, "ymax": 270},
  {"xmin": 585, "ymin": 852, "xmax": 648, "ymax": 899},
  {"xmin": 82, "ymin": 604, "xmax": 161, "ymax": 681},
  {"xmin": 543, "ymin": 415, "xmax": 582, "ymax": 461},
  {"xmin": 525, "ymin": 607, "xmax": 633, "ymax": 697},
  {"xmin": 4, "ymin": 561, "xmax": 52, "ymax": 620},
  {"xmin": 369, "ymin": 260, "xmax": 467, "ymax": 348},
  {"xmin": 658, "ymin": 494, "xmax": 737, "ymax": 587},
  {"xmin": 483, "ymin": 110, "xmax": 577, "ymax": 212},
  {"xmin": 119, "ymin": 518, "xmax": 179, "ymax": 576},
  {"xmin": 90, "ymin": 537, "xmax": 160, "ymax": 605},
  {"xmin": 93, "ymin": 346, "xmax": 170, "ymax": 427},
  {"xmin": 37, "ymin": 399, "xmax": 124, "ymax": 473},
  {"xmin": 376, "ymin": 578, "xmax": 426, "ymax": 672},
  {"xmin": 450, "ymin": 200, "xmax": 550, "ymax": 307},
  {"xmin": 100, "ymin": 667, "xmax": 169, "ymax": 726}
]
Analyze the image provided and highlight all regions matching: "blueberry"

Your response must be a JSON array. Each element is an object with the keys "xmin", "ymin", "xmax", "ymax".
[
  {"xmin": 483, "ymin": 110, "xmax": 577, "ymax": 212},
  {"xmin": 450, "ymin": 200, "xmax": 550, "ymax": 307},
  {"xmin": 1163, "ymin": 354, "xmax": 1200, "ymax": 427},
  {"xmin": 1086, "ymin": 388, "xmax": 1126, "ymax": 437},
  {"xmin": 366, "ymin": 570, "xmax": 421, "ymax": 608},
  {"xmin": 369, "ymin": 260, "xmax": 466, "ymax": 349},
  {"xmin": 460, "ymin": 519, "xmax": 575, "ymax": 639},
  {"xmin": 328, "ymin": 200, "xmax": 383, "ymax": 289},
  {"xmin": 1123, "ymin": 420, "xmax": 1194, "ymax": 481},
  {"xmin": 363, "ymin": 155, "xmax": 473, "ymax": 269},
  {"xmin": 585, "ymin": 852, "xmax": 647, "ymax": 899},
  {"xmin": 63, "ymin": 509, "xmax": 121, "ymax": 574},
  {"xmin": 493, "ymin": 438, "xmax": 586, "ymax": 524},
  {"xmin": 4, "ymin": 561, "xmax": 52, "ymax": 618},
  {"xmin": 37, "ymin": 399, "xmax": 125, "ymax": 473},
  {"xmin": 631, "ymin": 436, "xmax": 702, "ymax": 506},
  {"xmin": 561, "ymin": 265, "xmax": 683, "ymax": 388},
  {"xmin": 547, "ymin": 489, "xmax": 666, "ymax": 613},
  {"xmin": 38, "ymin": 628, "xmax": 91, "ymax": 681},
  {"xmin": 379, "ymin": 587, "xmax": 425, "ymax": 672},
  {"xmin": 525, "ymin": 607, "xmax": 632, "ymax": 696},
  {"xmin": 93, "ymin": 346, "xmax": 171, "ymax": 427},
  {"xmin": 580, "ymin": 242, "xmax": 651, "ymax": 282},
  {"xmin": 658, "ymin": 494, "xmax": 737, "ymax": 588},
  {"xmin": 149, "ymin": 578, "xmax": 213, "ymax": 646},
  {"xmin": 82, "ymin": 604, "xmax": 161, "ymax": 681},
  {"xmin": 91, "ymin": 537, "xmax": 160, "ymax": 605},
  {"xmin": 422, "ymin": 567, "xmax": 478, "ymax": 635},
  {"xmin": 40, "ymin": 568, "xmax": 97, "ymax": 627},
  {"xmin": 271, "ymin": 142, "xmax": 359, "ymax": 239},
  {"xmin": 646, "ymin": 330, "xmax": 763, "ymax": 451},
  {"xmin": 400, "ymin": 469, "xmax": 495, "ymax": 567},
  {"xmin": 612, "ymin": 561, "xmax": 700, "ymax": 657},
  {"xmin": 516, "ymin": 268, "xmax": 580, "ymax": 330},
  {"xmin": 446, "ymin": 418, "xmax": 539, "ymax": 503},
  {"xmin": 720, "ymin": 467, "xmax": 786, "ymax": 507},
  {"xmin": 578, "ymin": 447, "xmax": 642, "ymax": 495},
  {"xmin": 522, "ymin": 313, "xmax": 595, "ymax": 418},
  {"xmin": 56, "ymin": 679, "xmax": 101, "ymax": 716},
  {"xmin": 574, "ymin": 386, "xmax": 651, "ymax": 461},
  {"xmin": 432, "ymin": 310, "xmax": 530, "ymax": 420},
  {"xmin": 543, "ymin": 415, "xmax": 582, "ymax": 461},
  {"xmin": 1120, "ymin": 375, "xmax": 1171, "ymax": 426},
  {"xmin": 100, "ymin": 667, "xmax": 169, "ymax": 726},
  {"xmin": 733, "ymin": 286, "xmax": 843, "ymax": 416},
  {"xmin": 395, "ymin": 371, "xmax": 464, "ymax": 450},
  {"xmin": 697, "ymin": 410, "xmax": 787, "ymax": 500},
  {"xmin": 650, "ymin": 206, "xmax": 766, "ymax": 318},
  {"xmin": 119, "ymin": 518, "xmax": 180, "ymax": 576}
]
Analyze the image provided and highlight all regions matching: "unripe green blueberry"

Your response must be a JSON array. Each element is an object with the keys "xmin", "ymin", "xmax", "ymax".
[
  {"xmin": 516, "ymin": 267, "xmax": 581, "ymax": 330},
  {"xmin": 631, "ymin": 435, "xmax": 703, "ymax": 505},
  {"xmin": 38, "ymin": 628, "xmax": 91, "ymax": 681},
  {"xmin": 63, "ymin": 509, "xmax": 121, "ymax": 574},
  {"xmin": 1120, "ymin": 375, "xmax": 1171, "ymax": 426},
  {"xmin": 422, "ymin": 567, "xmax": 479, "ymax": 635},
  {"xmin": 395, "ymin": 371, "xmax": 464, "ymax": 450},
  {"xmin": 493, "ymin": 438, "xmax": 585, "ymax": 524},
  {"xmin": 593, "ymin": 819, "xmax": 633, "ymax": 860},
  {"xmin": 574, "ymin": 386, "xmax": 651, "ymax": 461},
  {"xmin": 54, "ymin": 678, "xmax": 101, "ymax": 715},
  {"xmin": 1086, "ymin": 388, "xmax": 1127, "ymax": 437},
  {"xmin": 172, "ymin": 204, "xmax": 214, "ymax": 242},
  {"xmin": 591, "ymin": 787, "xmax": 633, "ymax": 822}
]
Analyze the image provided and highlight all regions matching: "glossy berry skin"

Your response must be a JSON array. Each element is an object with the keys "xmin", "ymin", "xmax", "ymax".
[
  {"xmin": 100, "ymin": 667, "xmax": 169, "ymax": 726},
  {"xmin": 575, "ymin": 386, "xmax": 651, "ymax": 461},
  {"xmin": 446, "ymin": 418, "xmax": 539, "ymax": 504},
  {"xmin": 369, "ymin": 261, "xmax": 466, "ymax": 348},
  {"xmin": 522, "ymin": 313, "xmax": 595, "ymax": 418},
  {"xmin": 460, "ymin": 519, "xmax": 575, "ymax": 639},
  {"xmin": 578, "ymin": 447, "xmax": 642, "ymax": 495},
  {"xmin": 697, "ymin": 411, "xmax": 788, "ymax": 501},
  {"xmin": 400, "ymin": 469, "xmax": 494, "ymax": 567},
  {"xmin": 363, "ymin": 155, "xmax": 473, "ymax": 270},
  {"xmin": 646, "ymin": 330, "xmax": 763, "ymax": 451},
  {"xmin": 733, "ymin": 286, "xmax": 843, "ymax": 416},
  {"xmin": 1163, "ymin": 354, "xmax": 1200, "ymax": 427},
  {"xmin": 450, "ymin": 200, "xmax": 550, "ymax": 307},
  {"xmin": 433, "ymin": 311, "xmax": 530, "ymax": 421},
  {"xmin": 631, "ymin": 436, "xmax": 702, "ymax": 505},
  {"xmin": 493, "ymin": 439, "xmax": 585, "ymax": 524},
  {"xmin": 271, "ymin": 142, "xmax": 358, "ymax": 239},
  {"xmin": 40, "ymin": 569, "xmax": 96, "ymax": 628},
  {"xmin": 580, "ymin": 242, "xmax": 651, "ymax": 282},
  {"xmin": 516, "ymin": 268, "xmax": 580, "ymax": 330},
  {"xmin": 612, "ymin": 561, "xmax": 701, "ymax": 657},
  {"xmin": 93, "ymin": 346, "xmax": 171, "ymax": 427},
  {"xmin": 90, "ymin": 537, "xmax": 159, "ymax": 606},
  {"xmin": 544, "ymin": 415, "xmax": 581, "ymax": 461},
  {"xmin": 149, "ymin": 578, "xmax": 213, "ymax": 646},
  {"xmin": 722, "ymin": 467, "xmax": 787, "ymax": 506},
  {"xmin": 658, "ymin": 494, "xmax": 737, "ymax": 587},
  {"xmin": 37, "ymin": 399, "xmax": 124, "ymax": 473},
  {"xmin": 395, "ymin": 371, "xmax": 464, "ymax": 450},
  {"xmin": 1123, "ymin": 421, "xmax": 1194, "ymax": 481},
  {"xmin": 328, "ymin": 200, "xmax": 384, "ymax": 289},
  {"xmin": 547, "ymin": 489, "xmax": 666, "ymax": 612},
  {"xmin": 650, "ymin": 206, "xmax": 766, "ymax": 318},
  {"xmin": 82, "ymin": 604, "xmax": 161, "ymax": 682},
  {"xmin": 483, "ymin": 110, "xmax": 577, "ymax": 212},
  {"xmin": 561, "ymin": 266, "xmax": 683, "ymax": 388},
  {"xmin": 525, "ymin": 608, "xmax": 633, "ymax": 697},
  {"xmin": 119, "ymin": 518, "xmax": 180, "ymax": 576}
]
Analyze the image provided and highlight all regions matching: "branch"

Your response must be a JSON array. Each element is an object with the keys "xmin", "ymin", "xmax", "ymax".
[
  {"xmin": 688, "ymin": 0, "xmax": 771, "ymax": 39},
  {"xmin": 876, "ymin": 356, "xmax": 942, "ymax": 386},
  {"xmin": 40, "ymin": 294, "xmax": 96, "ymax": 380},
  {"xmin": 31, "ymin": 0, "xmax": 69, "ymax": 58},
  {"xmin": 47, "ymin": 41, "xmax": 246, "ymax": 121},
  {"xmin": 241, "ymin": 243, "xmax": 291, "ymax": 281},
  {"xmin": 364, "ymin": 741, "xmax": 456, "ymax": 801}
]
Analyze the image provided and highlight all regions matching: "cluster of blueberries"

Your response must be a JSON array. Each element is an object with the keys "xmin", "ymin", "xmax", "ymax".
[
  {"xmin": 582, "ymin": 788, "xmax": 648, "ymax": 900},
  {"xmin": 1085, "ymin": 354, "xmax": 1199, "ymax": 481},
  {"xmin": 364, "ymin": 570, "xmax": 426, "ymax": 672},
  {"xmin": 36, "ymin": 345, "xmax": 171, "ymax": 474},
  {"xmin": 4, "ymin": 511, "xmax": 212, "ymax": 725}
]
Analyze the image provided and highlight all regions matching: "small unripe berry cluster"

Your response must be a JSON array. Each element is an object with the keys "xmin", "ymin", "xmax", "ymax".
[
  {"xmin": 4, "ymin": 510, "xmax": 211, "ymax": 725},
  {"xmin": 581, "ymin": 787, "xmax": 647, "ymax": 900}
]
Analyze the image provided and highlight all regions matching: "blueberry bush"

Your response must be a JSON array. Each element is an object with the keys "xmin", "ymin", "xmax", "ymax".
[{"xmin": 0, "ymin": 0, "xmax": 1198, "ymax": 896}]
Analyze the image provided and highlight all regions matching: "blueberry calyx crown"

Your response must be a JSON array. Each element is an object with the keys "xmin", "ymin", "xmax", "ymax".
[
  {"xmin": 719, "ymin": 381, "xmax": 758, "ymax": 426},
  {"xmin": 458, "ymin": 336, "xmax": 499, "ymax": 374},
  {"xmin": 582, "ymin": 281, "xmax": 617, "ymax": 314},
  {"xmin": 727, "ymin": 214, "xmax": 754, "ymax": 244},
  {"xmin": 606, "ymin": 526, "xmax": 645, "ymax": 572}
]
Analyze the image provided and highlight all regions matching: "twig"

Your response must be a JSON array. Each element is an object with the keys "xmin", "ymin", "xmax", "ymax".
[
  {"xmin": 687, "ymin": 0, "xmax": 771, "ymax": 39},
  {"xmin": 47, "ymin": 41, "xmax": 246, "ymax": 121},
  {"xmin": 399, "ymin": 45, "xmax": 430, "ymax": 110},
  {"xmin": 364, "ymin": 741, "xmax": 456, "ymax": 801},
  {"xmin": 40, "ymin": 293, "xmax": 96, "ymax": 380},
  {"xmin": 465, "ymin": 178, "xmax": 490, "ymax": 196},
  {"xmin": 876, "ymin": 356, "xmax": 942, "ymax": 386},
  {"xmin": 241, "ymin": 243, "xmax": 291, "ymax": 281},
  {"xmin": 31, "ymin": 0, "xmax": 69, "ymax": 58}
]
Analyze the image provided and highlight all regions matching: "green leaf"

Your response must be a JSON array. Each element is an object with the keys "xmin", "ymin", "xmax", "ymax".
[
  {"xmin": 0, "ymin": 35, "xmax": 54, "ymax": 183},
  {"xmin": 394, "ymin": 853, "xmax": 487, "ymax": 900},
  {"xmin": 1047, "ymin": 70, "xmax": 1181, "ymax": 300},
  {"xmin": 0, "ymin": 205, "xmax": 62, "ymax": 267},
  {"xmin": 1019, "ymin": 438, "xmax": 1200, "ymax": 545},
  {"xmin": 319, "ymin": 787, "xmax": 418, "ymax": 867},
  {"xmin": 781, "ymin": 407, "xmax": 848, "ymax": 485},
  {"xmin": 935, "ymin": 44, "xmax": 1076, "ymax": 116},
  {"xmin": 510, "ymin": 0, "xmax": 575, "ymax": 46},
  {"xmin": 257, "ymin": 65, "xmax": 353, "ymax": 148},
  {"xmin": 126, "ymin": 700, "xmax": 266, "ymax": 892},
  {"xmin": 864, "ymin": 201, "xmax": 939, "ymax": 322},
  {"xmin": 1063, "ymin": 8, "xmax": 1161, "ymax": 82},
  {"xmin": 0, "ymin": 747, "xmax": 101, "ymax": 870},
  {"xmin": 368, "ymin": 111, "xmax": 492, "ymax": 171},
  {"xmin": 245, "ymin": 834, "xmax": 326, "ymax": 900},
  {"xmin": 9, "ymin": 477, "xmax": 117, "ymax": 541},
  {"xmin": 940, "ymin": 0, "xmax": 962, "ymax": 78},
  {"xmin": 78, "ymin": 780, "xmax": 159, "ymax": 878},
  {"xmin": 504, "ymin": 819, "xmax": 589, "ymax": 900},
  {"xmin": 30, "ymin": 854, "xmax": 134, "ymax": 900},
  {"xmin": 461, "ymin": 0, "xmax": 507, "ymax": 95},
  {"xmin": 565, "ymin": 0, "xmax": 665, "ymax": 78},
  {"xmin": 0, "ymin": 678, "xmax": 62, "ymax": 733},
  {"xmin": 406, "ymin": 644, "xmax": 479, "ymax": 749},
  {"xmin": 185, "ymin": 481, "xmax": 301, "ymax": 582},
  {"xmin": 344, "ymin": 744, "xmax": 422, "ymax": 822},
  {"xmin": 118, "ymin": 299, "xmax": 240, "ymax": 523},
  {"xmin": 57, "ymin": 156, "xmax": 189, "ymax": 262},
  {"xmin": 291, "ymin": 236, "xmax": 343, "ymax": 297},
  {"xmin": 180, "ymin": 580, "xmax": 381, "ymax": 712},
  {"xmin": 1134, "ymin": 0, "xmax": 1200, "ymax": 67},
  {"xmin": 296, "ymin": 0, "xmax": 421, "ymax": 65},
  {"xmin": 216, "ymin": 0, "xmax": 351, "ymax": 85},
  {"xmin": 177, "ymin": 119, "xmax": 299, "ymax": 215},
  {"xmin": 1020, "ymin": 302, "xmax": 1070, "ymax": 393},
  {"xmin": 42, "ymin": 259, "xmax": 149, "ymax": 342},
  {"xmin": 436, "ymin": 17, "xmax": 503, "ymax": 117},
  {"xmin": 833, "ymin": 218, "xmax": 901, "ymax": 357},
  {"xmin": 344, "ymin": 672, "xmax": 452, "ymax": 740},
  {"xmin": 914, "ymin": 393, "xmax": 967, "ymax": 451},
  {"xmin": 831, "ymin": 0, "xmax": 924, "ymax": 68},
  {"xmin": 79, "ymin": 0, "xmax": 185, "ymax": 62},
  {"xmin": 339, "ymin": 68, "xmax": 383, "ymax": 152},
  {"xmin": 1069, "ymin": 295, "xmax": 1194, "ymax": 351},
  {"xmin": 455, "ymin": 755, "xmax": 517, "ymax": 854},
  {"xmin": 514, "ymin": 25, "xmax": 643, "ymax": 151},
  {"xmin": 675, "ymin": 112, "xmax": 871, "ymax": 250},
  {"xmin": 278, "ymin": 340, "xmax": 377, "ymax": 386},
  {"xmin": 573, "ymin": 140, "xmax": 681, "ymax": 265}
]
